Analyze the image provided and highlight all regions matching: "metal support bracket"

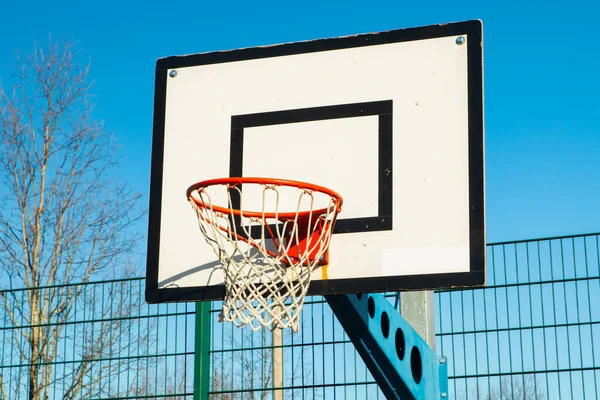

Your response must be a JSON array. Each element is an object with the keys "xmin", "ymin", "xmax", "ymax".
[{"xmin": 326, "ymin": 293, "xmax": 448, "ymax": 400}]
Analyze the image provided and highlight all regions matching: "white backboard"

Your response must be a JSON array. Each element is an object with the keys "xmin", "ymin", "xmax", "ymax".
[{"xmin": 146, "ymin": 20, "xmax": 485, "ymax": 303}]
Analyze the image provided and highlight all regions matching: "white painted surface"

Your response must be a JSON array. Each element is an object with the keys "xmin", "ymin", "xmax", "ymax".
[{"xmin": 157, "ymin": 35, "xmax": 472, "ymax": 289}]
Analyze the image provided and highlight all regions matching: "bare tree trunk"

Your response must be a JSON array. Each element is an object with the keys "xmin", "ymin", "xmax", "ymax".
[{"xmin": 28, "ymin": 293, "xmax": 40, "ymax": 400}]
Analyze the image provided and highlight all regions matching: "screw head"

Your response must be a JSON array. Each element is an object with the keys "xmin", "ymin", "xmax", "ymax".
[
  {"xmin": 456, "ymin": 36, "xmax": 465, "ymax": 45},
  {"xmin": 441, "ymin": 393, "xmax": 447, "ymax": 398},
  {"xmin": 169, "ymin": 70, "xmax": 178, "ymax": 78}
]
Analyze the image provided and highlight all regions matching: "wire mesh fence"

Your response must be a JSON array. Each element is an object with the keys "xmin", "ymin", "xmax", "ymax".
[
  {"xmin": 0, "ymin": 278, "xmax": 195, "ymax": 399},
  {"xmin": 206, "ymin": 233, "xmax": 600, "ymax": 399},
  {"xmin": 1, "ymin": 232, "xmax": 598, "ymax": 399},
  {"xmin": 207, "ymin": 297, "xmax": 382, "ymax": 400},
  {"xmin": 438, "ymin": 233, "xmax": 600, "ymax": 399}
]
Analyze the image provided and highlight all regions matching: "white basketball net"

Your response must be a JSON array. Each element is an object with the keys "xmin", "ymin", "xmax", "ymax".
[{"xmin": 188, "ymin": 181, "xmax": 341, "ymax": 332}]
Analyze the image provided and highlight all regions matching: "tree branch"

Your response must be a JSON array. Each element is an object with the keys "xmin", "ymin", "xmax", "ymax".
[{"xmin": 0, "ymin": 37, "xmax": 145, "ymax": 400}]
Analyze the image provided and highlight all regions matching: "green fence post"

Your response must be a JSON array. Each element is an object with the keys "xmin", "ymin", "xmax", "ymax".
[{"xmin": 194, "ymin": 301, "xmax": 211, "ymax": 400}]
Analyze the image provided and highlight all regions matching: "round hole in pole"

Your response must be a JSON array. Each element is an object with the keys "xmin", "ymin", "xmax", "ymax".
[
  {"xmin": 368, "ymin": 297, "xmax": 375, "ymax": 319},
  {"xmin": 356, "ymin": 293, "xmax": 363, "ymax": 300},
  {"xmin": 381, "ymin": 312, "xmax": 390, "ymax": 338},
  {"xmin": 395, "ymin": 328, "xmax": 405, "ymax": 360},
  {"xmin": 410, "ymin": 346, "xmax": 422, "ymax": 384}
]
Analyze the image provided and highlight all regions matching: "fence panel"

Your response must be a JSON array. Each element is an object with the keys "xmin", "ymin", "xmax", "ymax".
[
  {"xmin": 1, "ymin": 233, "xmax": 598, "ymax": 399},
  {"xmin": 438, "ymin": 234, "xmax": 600, "ymax": 399},
  {"xmin": 0, "ymin": 278, "xmax": 195, "ymax": 399},
  {"xmin": 207, "ymin": 233, "xmax": 600, "ymax": 399}
]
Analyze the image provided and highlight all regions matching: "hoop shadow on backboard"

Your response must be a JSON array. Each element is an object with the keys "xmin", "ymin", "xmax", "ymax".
[{"xmin": 156, "ymin": 246, "xmax": 305, "ymax": 301}]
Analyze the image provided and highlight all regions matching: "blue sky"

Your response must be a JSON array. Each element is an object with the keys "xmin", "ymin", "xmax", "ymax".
[
  {"xmin": 1, "ymin": 0, "xmax": 599, "ymax": 245},
  {"xmin": 1, "ymin": 4, "xmax": 598, "ymax": 398}
]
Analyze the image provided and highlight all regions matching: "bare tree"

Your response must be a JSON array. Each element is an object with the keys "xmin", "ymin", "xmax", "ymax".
[
  {"xmin": 460, "ymin": 375, "xmax": 545, "ymax": 400},
  {"xmin": 126, "ymin": 355, "xmax": 192, "ymax": 400},
  {"xmin": 210, "ymin": 327, "xmax": 321, "ymax": 400},
  {"xmin": 0, "ymin": 39, "xmax": 144, "ymax": 399},
  {"xmin": 492, "ymin": 376, "xmax": 545, "ymax": 400}
]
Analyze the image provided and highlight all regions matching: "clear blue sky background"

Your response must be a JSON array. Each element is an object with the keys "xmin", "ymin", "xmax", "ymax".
[
  {"xmin": 1, "ymin": 4, "xmax": 598, "ymax": 398},
  {"xmin": 1, "ymin": 0, "xmax": 598, "ymax": 245}
]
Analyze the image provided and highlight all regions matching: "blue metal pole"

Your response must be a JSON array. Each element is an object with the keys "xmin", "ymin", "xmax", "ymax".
[{"xmin": 326, "ymin": 293, "xmax": 448, "ymax": 399}]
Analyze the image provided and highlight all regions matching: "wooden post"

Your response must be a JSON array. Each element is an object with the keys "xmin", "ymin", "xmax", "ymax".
[{"xmin": 272, "ymin": 308, "xmax": 283, "ymax": 400}]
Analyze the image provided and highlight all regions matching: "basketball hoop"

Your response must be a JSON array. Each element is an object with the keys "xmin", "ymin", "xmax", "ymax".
[{"xmin": 186, "ymin": 177, "xmax": 343, "ymax": 331}]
